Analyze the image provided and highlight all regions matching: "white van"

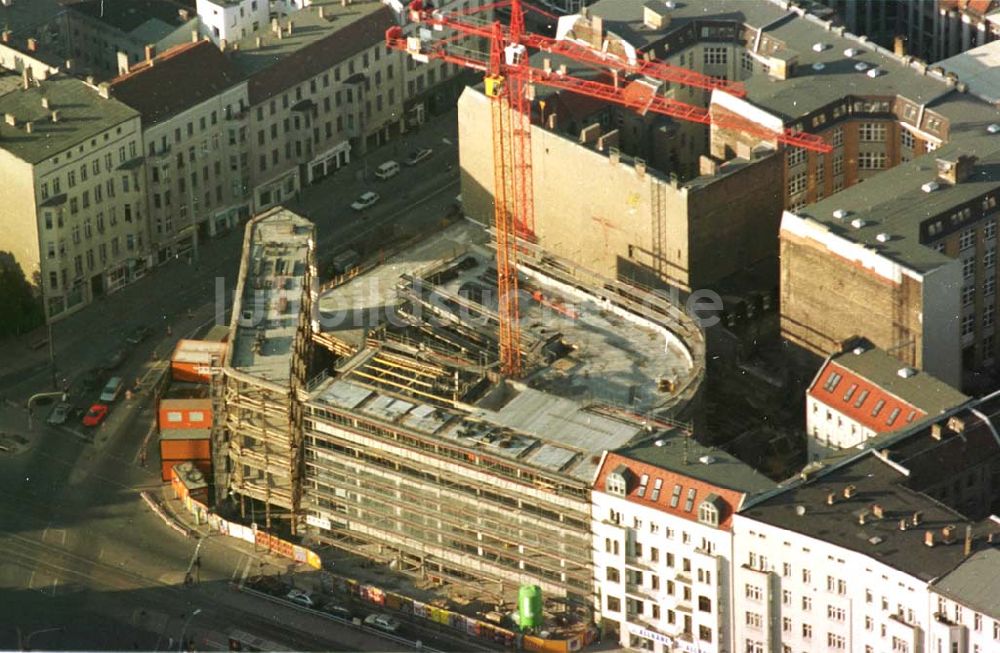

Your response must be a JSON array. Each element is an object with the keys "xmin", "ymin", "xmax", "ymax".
[
  {"xmin": 100, "ymin": 377, "xmax": 124, "ymax": 403},
  {"xmin": 374, "ymin": 160, "xmax": 400, "ymax": 180}
]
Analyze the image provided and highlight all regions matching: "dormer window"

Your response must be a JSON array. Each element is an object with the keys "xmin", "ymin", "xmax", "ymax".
[
  {"xmin": 698, "ymin": 494, "xmax": 723, "ymax": 527},
  {"xmin": 606, "ymin": 465, "xmax": 629, "ymax": 496}
]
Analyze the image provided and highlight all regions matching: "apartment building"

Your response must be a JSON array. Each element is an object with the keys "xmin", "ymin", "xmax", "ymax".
[
  {"xmin": 109, "ymin": 40, "xmax": 251, "ymax": 264},
  {"xmin": 930, "ymin": 548, "xmax": 1000, "ymax": 653},
  {"xmin": 196, "ymin": 0, "xmax": 269, "ymax": 45},
  {"xmin": 806, "ymin": 342, "xmax": 968, "ymax": 459},
  {"xmin": 733, "ymin": 403, "xmax": 1000, "ymax": 653},
  {"xmin": 59, "ymin": 0, "xmax": 199, "ymax": 80},
  {"xmin": 817, "ymin": 0, "xmax": 1000, "ymax": 63},
  {"xmin": 591, "ymin": 440, "xmax": 773, "ymax": 653},
  {"xmin": 0, "ymin": 73, "xmax": 148, "ymax": 320}
]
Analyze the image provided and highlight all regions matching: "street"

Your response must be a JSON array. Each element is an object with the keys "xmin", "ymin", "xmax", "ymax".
[{"xmin": 0, "ymin": 110, "xmax": 464, "ymax": 649}]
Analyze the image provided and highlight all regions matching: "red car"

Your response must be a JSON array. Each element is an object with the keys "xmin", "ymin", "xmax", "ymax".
[{"xmin": 82, "ymin": 403, "xmax": 109, "ymax": 427}]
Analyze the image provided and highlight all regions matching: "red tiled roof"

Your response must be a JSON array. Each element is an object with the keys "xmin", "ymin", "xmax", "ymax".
[
  {"xmin": 593, "ymin": 452, "xmax": 747, "ymax": 530},
  {"xmin": 109, "ymin": 40, "xmax": 244, "ymax": 124},
  {"xmin": 808, "ymin": 361, "xmax": 925, "ymax": 433},
  {"xmin": 247, "ymin": 6, "xmax": 395, "ymax": 105}
]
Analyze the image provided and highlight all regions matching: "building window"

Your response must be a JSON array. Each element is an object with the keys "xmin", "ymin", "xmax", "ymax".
[
  {"xmin": 605, "ymin": 470, "xmax": 627, "ymax": 496},
  {"xmin": 960, "ymin": 228, "xmax": 977, "ymax": 250},
  {"xmin": 901, "ymin": 129, "xmax": 915, "ymax": 149},
  {"xmin": 986, "ymin": 276, "xmax": 996, "ymax": 297},
  {"xmin": 860, "ymin": 123, "xmax": 887, "ymax": 142},
  {"xmin": 963, "ymin": 284, "xmax": 976, "ymax": 306},
  {"xmin": 986, "ymin": 304, "xmax": 995, "ymax": 329},
  {"xmin": 787, "ymin": 147, "xmax": 806, "ymax": 167},
  {"xmin": 606, "ymin": 567, "xmax": 620, "ymax": 583},
  {"xmin": 986, "ymin": 221, "xmax": 997, "ymax": 241},
  {"xmin": 704, "ymin": 47, "xmax": 727, "ymax": 65},
  {"xmin": 803, "ymin": 596, "xmax": 812, "ymax": 611},
  {"xmin": 859, "ymin": 152, "xmax": 886, "ymax": 170},
  {"xmin": 606, "ymin": 596, "xmax": 620, "ymax": 613},
  {"xmin": 833, "ymin": 154, "xmax": 844, "ymax": 176},
  {"xmin": 745, "ymin": 584, "xmax": 761, "ymax": 601},
  {"xmin": 788, "ymin": 172, "xmax": 807, "ymax": 196},
  {"xmin": 697, "ymin": 500, "xmax": 719, "ymax": 526},
  {"xmin": 802, "ymin": 624, "xmax": 812, "ymax": 639},
  {"xmin": 985, "ymin": 245, "xmax": 996, "ymax": 269},
  {"xmin": 831, "ymin": 128, "xmax": 844, "ymax": 147},
  {"xmin": 744, "ymin": 640, "xmax": 763, "ymax": 653},
  {"xmin": 828, "ymin": 633, "xmax": 846, "ymax": 649},
  {"xmin": 745, "ymin": 612, "xmax": 762, "ymax": 628},
  {"xmin": 964, "ymin": 256, "xmax": 977, "ymax": 279},
  {"xmin": 962, "ymin": 313, "xmax": 976, "ymax": 337}
]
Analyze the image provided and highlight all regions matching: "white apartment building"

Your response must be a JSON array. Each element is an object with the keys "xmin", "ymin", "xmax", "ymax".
[
  {"xmin": 806, "ymin": 343, "xmax": 967, "ymax": 460},
  {"xmin": 733, "ymin": 444, "xmax": 1000, "ymax": 653},
  {"xmin": 592, "ymin": 437, "xmax": 773, "ymax": 653},
  {"xmin": 0, "ymin": 73, "xmax": 149, "ymax": 320},
  {"xmin": 196, "ymin": 0, "xmax": 269, "ymax": 45},
  {"xmin": 109, "ymin": 40, "xmax": 251, "ymax": 263},
  {"xmin": 930, "ymin": 548, "xmax": 1000, "ymax": 653}
]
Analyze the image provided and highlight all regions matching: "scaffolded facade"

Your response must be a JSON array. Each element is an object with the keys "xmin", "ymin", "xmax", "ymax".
[{"xmin": 222, "ymin": 207, "xmax": 315, "ymax": 532}]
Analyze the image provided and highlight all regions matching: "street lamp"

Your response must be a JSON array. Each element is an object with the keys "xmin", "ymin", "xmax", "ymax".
[{"xmin": 178, "ymin": 608, "xmax": 202, "ymax": 653}]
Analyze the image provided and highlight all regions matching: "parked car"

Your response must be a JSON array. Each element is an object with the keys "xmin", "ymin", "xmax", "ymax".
[
  {"xmin": 325, "ymin": 604, "xmax": 353, "ymax": 620},
  {"xmin": 125, "ymin": 325, "xmax": 153, "ymax": 345},
  {"xmin": 99, "ymin": 377, "xmax": 124, "ymax": 403},
  {"xmin": 405, "ymin": 148, "xmax": 433, "ymax": 166},
  {"xmin": 47, "ymin": 402, "xmax": 71, "ymax": 426},
  {"xmin": 374, "ymin": 160, "xmax": 400, "ymax": 180},
  {"xmin": 286, "ymin": 588, "xmax": 317, "ymax": 608},
  {"xmin": 107, "ymin": 346, "xmax": 129, "ymax": 370},
  {"xmin": 82, "ymin": 403, "xmax": 109, "ymax": 427},
  {"xmin": 350, "ymin": 191, "xmax": 380, "ymax": 211},
  {"xmin": 364, "ymin": 613, "xmax": 401, "ymax": 633}
]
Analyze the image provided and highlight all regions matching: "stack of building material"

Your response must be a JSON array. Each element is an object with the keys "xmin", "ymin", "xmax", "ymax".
[
  {"xmin": 158, "ymin": 383, "xmax": 212, "ymax": 481},
  {"xmin": 170, "ymin": 339, "xmax": 227, "ymax": 384}
]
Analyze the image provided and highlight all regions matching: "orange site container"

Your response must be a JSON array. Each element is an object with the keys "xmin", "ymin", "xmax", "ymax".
[
  {"xmin": 160, "ymin": 438, "xmax": 211, "ymax": 461},
  {"xmin": 170, "ymin": 339, "xmax": 227, "ymax": 384},
  {"xmin": 158, "ymin": 398, "xmax": 213, "ymax": 430}
]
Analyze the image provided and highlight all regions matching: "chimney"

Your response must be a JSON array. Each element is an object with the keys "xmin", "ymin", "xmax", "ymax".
[
  {"xmin": 1, "ymin": 30, "xmax": 10, "ymax": 44},
  {"xmin": 912, "ymin": 511, "xmax": 923, "ymax": 526},
  {"xmin": 191, "ymin": 30, "xmax": 199, "ymax": 43},
  {"xmin": 872, "ymin": 504, "xmax": 884, "ymax": 519},
  {"xmin": 144, "ymin": 44, "xmax": 155, "ymax": 62},
  {"xmin": 546, "ymin": 113, "xmax": 557, "ymax": 130},
  {"xmin": 858, "ymin": 510, "xmax": 869, "ymax": 525},
  {"xmin": 634, "ymin": 157, "xmax": 646, "ymax": 178},
  {"xmin": 64, "ymin": 59, "xmax": 73, "ymax": 71},
  {"xmin": 899, "ymin": 518, "xmax": 908, "ymax": 531},
  {"xmin": 287, "ymin": 21, "xmax": 294, "ymax": 36},
  {"xmin": 277, "ymin": 28, "xmax": 284, "ymax": 41},
  {"xmin": 699, "ymin": 155, "xmax": 719, "ymax": 177},
  {"xmin": 964, "ymin": 525, "xmax": 973, "ymax": 556},
  {"xmin": 41, "ymin": 97, "xmax": 49, "ymax": 109},
  {"xmin": 256, "ymin": 36, "xmax": 262, "ymax": 48},
  {"xmin": 931, "ymin": 423, "xmax": 943, "ymax": 440},
  {"xmin": 24, "ymin": 121, "xmax": 33, "ymax": 133},
  {"xmin": 843, "ymin": 484, "xmax": 857, "ymax": 499},
  {"xmin": 942, "ymin": 525, "xmax": 956, "ymax": 544},
  {"xmin": 220, "ymin": 38, "xmax": 228, "ymax": 52},
  {"xmin": 318, "ymin": 6, "xmax": 325, "ymax": 19},
  {"xmin": 894, "ymin": 35, "xmax": 906, "ymax": 57},
  {"xmin": 26, "ymin": 37, "xmax": 37, "ymax": 52},
  {"xmin": 272, "ymin": 17, "xmax": 280, "ymax": 34},
  {"xmin": 543, "ymin": 57, "xmax": 552, "ymax": 74},
  {"xmin": 925, "ymin": 530, "xmax": 935, "ymax": 547},
  {"xmin": 98, "ymin": 82, "xmax": 110, "ymax": 99},
  {"xmin": 21, "ymin": 67, "xmax": 29, "ymax": 90},
  {"xmin": 947, "ymin": 416, "xmax": 966, "ymax": 433},
  {"xmin": 609, "ymin": 147, "xmax": 620, "ymax": 166},
  {"xmin": 643, "ymin": 4, "xmax": 671, "ymax": 30},
  {"xmin": 86, "ymin": 75, "xmax": 95, "ymax": 85},
  {"xmin": 3, "ymin": 113, "xmax": 15, "ymax": 127},
  {"xmin": 51, "ymin": 110, "xmax": 60, "ymax": 123},
  {"xmin": 116, "ymin": 50, "xmax": 130, "ymax": 75},
  {"xmin": 559, "ymin": 63, "xmax": 568, "ymax": 76},
  {"xmin": 826, "ymin": 491, "xmax": 837, "ymax": 505}
]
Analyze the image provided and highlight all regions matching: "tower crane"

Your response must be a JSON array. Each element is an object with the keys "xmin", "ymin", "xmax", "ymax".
[{"xmin": 386, "ymin": 0, "xmax": 830, "ymax": 378}]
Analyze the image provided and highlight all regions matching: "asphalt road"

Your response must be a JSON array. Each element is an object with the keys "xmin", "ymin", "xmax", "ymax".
[{"xmin": 0, "ymin": 110, "xmax": 465, "ymax": 650}]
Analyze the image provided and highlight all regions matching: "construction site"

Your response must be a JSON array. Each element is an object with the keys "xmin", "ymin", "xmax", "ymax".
[{"xmin": 218, "ymin": 202, "xmax": 705, "ymax": 612}]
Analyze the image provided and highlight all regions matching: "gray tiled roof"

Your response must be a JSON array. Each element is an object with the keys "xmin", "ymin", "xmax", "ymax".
[
  {"xmin": 0, "ymin": 74, "xmax": 138, "ymax": 164},
  {"xmin": 932, "ymin": 548, "xmax": 1000, "ymax": 617}
]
